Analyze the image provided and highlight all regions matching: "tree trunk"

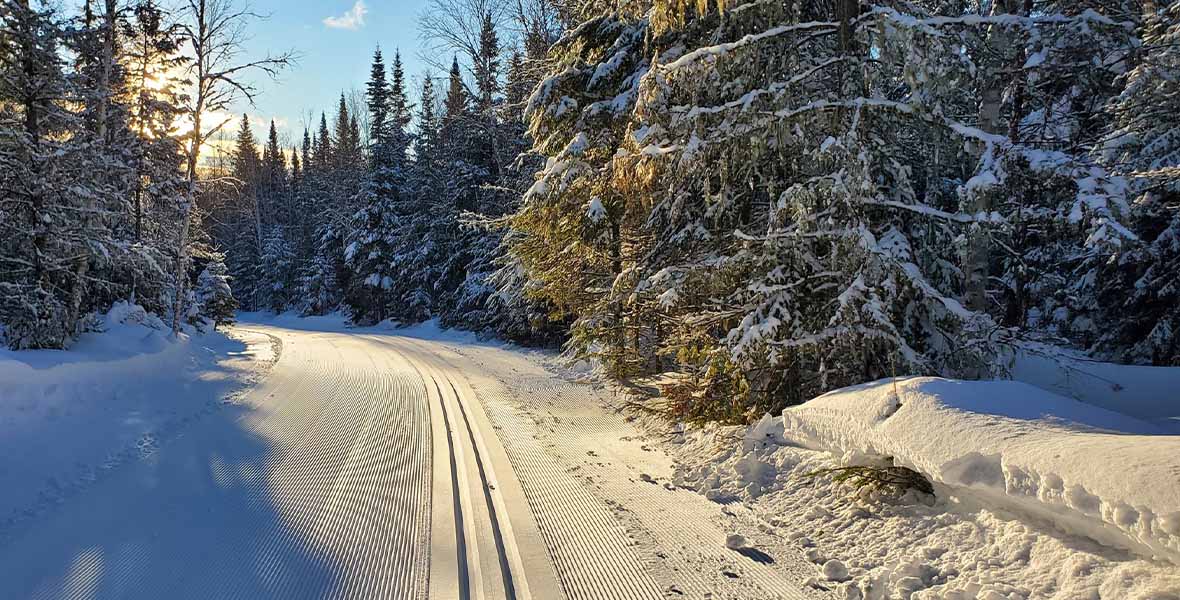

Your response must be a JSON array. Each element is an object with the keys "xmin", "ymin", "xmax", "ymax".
[
  {"xmin": 172, "ymin": 196, "xmax": 193, "ymax": 336},
  {"xmin": 965, "ymin": 0, "xmax": 1017, "ymax": 314}
]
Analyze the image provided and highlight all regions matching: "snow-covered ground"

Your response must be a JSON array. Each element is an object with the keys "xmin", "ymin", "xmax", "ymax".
[
  {"xmin": 668, "ymin": 375, "xmax": 1180, "ymax": 599},
  {"xmin": 1012, "ymin": 344, "xmax": 1180, "ymax": 427},
  {"xmin": 4, "ymin": 310, "xmax": 1178, "ymax": 599},
  {"xmin": 0, "ymin": 303, "xmax": 276, "ymax": 539}
]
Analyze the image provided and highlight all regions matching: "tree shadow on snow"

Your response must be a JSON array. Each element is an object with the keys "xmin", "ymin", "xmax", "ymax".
[{"xmin": 0, "ymin": 401, "xmax": 349, "ymax": 599}]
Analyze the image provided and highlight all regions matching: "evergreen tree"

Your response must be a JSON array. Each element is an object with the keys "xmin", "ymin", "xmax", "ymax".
[
  {"xmin": 365, "ymin": 48, "xmax": 389, "ymax": 158},
  {"xmin": 260, "ymin": 119, "xmax": 287, "ymax": 226},
  {"xmin": 333, "ymin": 93, "xmax": 356, "ymax": 170},
  {"xmin": 315, "ymin": 113, "xmax": 332, "ymax": 172},
  {"xmin": 194, "ymin": 257, "xmax": 238, "ymax": 330},
  {"xmin": 259, "ymin": 225, "xmax": 296, "ymax": 312},
  {"xmin": 0, "ymin": 1, "xmax": 89, "ymax": 348},
  {"xmin": 510, "ymin": 0, "xmax": 1137, "ymax": 419},
  {"xmin": 1089, "ymin": 1, "xmax": 1180, "ymax": 365},
  {"xmin": 389, "ymin": 51, "xmax": 413, "ymax": 162},
  {"xmin": 345, "ymin": 48, "xmax": 407, "ymax": 323},
  {"xmin": 225, "ymin": 114, "xmax": 263, "ymax": 309}
]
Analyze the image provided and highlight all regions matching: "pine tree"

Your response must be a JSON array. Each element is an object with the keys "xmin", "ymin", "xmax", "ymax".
[
  {"xmin": 1088, "ymin": 1, "xmax": 1180, "ymax": 364},
  {"xmin": 315, "ymin": 113, "xmax": 332, "ymax": 172},
  {"xmin": 259, "ymin": 225, "xmax": 296, "ymax": 312},
  {"xmin": 333, "ymin": 93, "xmax": 355, "ymax": 170},
  {"xmin": 389, "ymin": 51, "xmax": 413, "ymax": 162},
  {"xmin": 225, "ymin": 114, "xmax": 263, "ymax": 309},
  {"xmin": 509, "ymin": 0, "xmax": 1139, "ymax": 419},
  {"xmin": 0, "ymin": 1, "xmax": 88, "ymax": 348},
  {"xmin": 260, "ymin": 119, "xmax": 287, "ymax": 227},
  {"xmin": 474, "ymin": 13, "xmax": 500, "ymax": 117},
  {"xmin": 365, "ymin": 48, "xmax": 390, "ymax": 158},
  {"xmin": 345, "ymin": 48, "xmax": 406, "ymax": 323},
  {"xmin": 290, "ymin": 144, "xmax": 302, "ymax": 188},
  {"xmin": 194, "ymin": 257, "xmax": 238, "ymax": 330}
]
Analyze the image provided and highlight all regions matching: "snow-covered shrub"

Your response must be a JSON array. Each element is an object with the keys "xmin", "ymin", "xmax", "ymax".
[{"xmin": 0, "ymin": 284, "xmax": 72, "ymax": 350}]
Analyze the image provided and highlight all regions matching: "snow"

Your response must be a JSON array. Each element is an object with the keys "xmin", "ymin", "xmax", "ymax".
[
  {"xmin": 586, "ymin": 197, "xmax": 606, "ymax": 222},
  {"xmin": 779, "ymin": 377, "xmax": 1180, "ymax": 564},
  {"xmin": 821, "ymin": 559, "xmax": 849, "ymax": 582},
  {"xmin": 1012, "ymin": 344, "xmax": 1180, "ymax": 426},
  {"xmin": 671, "ymin": 376, "xmax": 1180, "ymax": 599},
  {"xmin": 662, "ymin": 21, "xmax": 836, "ymax": 72},
  {"xmin": 0, "ymin": 304, "xmax": 274, "ymax": 535}
]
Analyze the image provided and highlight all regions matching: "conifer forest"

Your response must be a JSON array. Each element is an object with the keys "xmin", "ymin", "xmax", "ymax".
[{"xmin": 3, "ymin": 0, "xmax": 1180, "ymax": 421}]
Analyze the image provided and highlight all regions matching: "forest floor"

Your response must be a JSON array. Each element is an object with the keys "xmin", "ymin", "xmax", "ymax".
[{"xmin": 1, "ymin": 310, "xmax": 1178, "ymax": 599}]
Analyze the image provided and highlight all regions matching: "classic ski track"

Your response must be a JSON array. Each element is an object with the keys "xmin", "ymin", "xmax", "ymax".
[
  {"xmin": 4, "ymin": 323, "xmax": 812, "ymax": 600},
  {"xmin": 422, "ymin": 344, "xmax": 813, "ymax": 600},
  {"xmin": 210, "ymin": 332, "xmax": 434, "ymax": 599},
  {"xmin": 384, "ymin": 336, "xmax": 663, "ymax": 600},
  {"xmin": 7, "ymin": 330, "xmax": 435, "ymax": 599},
  {"xmin": 527, "ymin": 381, "xmax": 808, "ymax": 599},
  {"xmin": 371, "ymin": 336, "xmax": 558, "ymax": 600}
]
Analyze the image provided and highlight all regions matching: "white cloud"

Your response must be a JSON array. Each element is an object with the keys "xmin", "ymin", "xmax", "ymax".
[{"xmin": 323, "ymin": 1, "xmax": 367, "ymax": 30}]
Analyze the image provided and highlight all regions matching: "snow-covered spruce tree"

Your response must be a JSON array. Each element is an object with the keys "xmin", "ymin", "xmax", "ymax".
[
  {"xmin": 0, "ymin": 0, "xmax": 93, "ymax": 348},
  {"xmin": 194, "ymin": 256, "xmax": 238, "ymax": 330},
  {"xmin": 475, "ymin": 18, "xmax": 570, "ymax": 345},
  {"xmin": 345, "ymin": 48, "xmax": 407, "ymax": 323},
  {"xmin": 222, "ymin": 114, "xmax": 264, "ymax": 309},
  {"xmin": 259, "ymin": 120, "xmax": 288, "ymax": 232},
  {"xmin": 445, "ymin": 15, "xmax": 520, "ymax": 332},
  {"xmin": 292, "ymin": 127, "xmax": 340, "ymax": 315},
  {"xmin": 510, "ymin": 9, "xmax": 655, "ymax": 377},
  {"xmin": 259, "ymin": 225, "xmax": 296, "ymax": 312},
  {"xmin": 513, "ymin": 0, "xmax": 1137, "ymax": 420},
  {"xmin": 429, "ymin": 57, "xmax": 491, "ymax": 319},
  {"xmin": 63, "ymin": 0, "xmax": 150, "ymax": 329},
  {"xmin": 1089, "ymin": 1, "xmax": 1180, "ymax": 365},
  {"xmin": 120, "ymin": 0, "xmax": 190, "ymax": 317}
]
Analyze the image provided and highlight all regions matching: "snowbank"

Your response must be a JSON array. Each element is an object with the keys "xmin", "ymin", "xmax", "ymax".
[
  {"xmin": 1, "ymin": 303, "xmax": 180, "ymax": 385},
  {"xmin": 0, "ymin": 304, "xmax": 274, "ymax": 534},
  {"xmin": 1013, "ymin": 345, "xmax": 1180, "ymax": 427},
  {"xmin": 780, "ymin": 377, "xmax": 1180, "ymax": 565}
]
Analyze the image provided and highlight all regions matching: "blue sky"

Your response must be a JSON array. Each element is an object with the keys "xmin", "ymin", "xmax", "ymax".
[{"xmin": 226, "ymin": 0, "xmax": 432, "ymax": 146}]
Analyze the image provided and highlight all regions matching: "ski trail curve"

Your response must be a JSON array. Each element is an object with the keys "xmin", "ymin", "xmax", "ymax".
[
  {"xmin": 0, "ymin": 319, "xmax": 818, "ymax": 600},
  {"xmin": 0, "ymin": 328, "xmax": 433, "ymax": 599},
  {"xmin": 367, "ymin": 334, "xmax": 665, "ymax": 600}
]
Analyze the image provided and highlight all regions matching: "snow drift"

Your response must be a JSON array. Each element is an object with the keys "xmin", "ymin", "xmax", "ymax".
[{"xmin": 780, "ymin": 377, "xmax": 1180, "ymax": 565}]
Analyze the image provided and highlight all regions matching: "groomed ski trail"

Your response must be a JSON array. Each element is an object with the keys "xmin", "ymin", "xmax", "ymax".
[{"xmin": 0, "ymin": 319, "xmax": 818, "ymax": 600}]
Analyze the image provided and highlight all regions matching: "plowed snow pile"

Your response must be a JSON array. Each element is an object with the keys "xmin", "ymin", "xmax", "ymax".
[
  {"xmin": 672, "ymin": 377, "xmax": 1180, "ymax": 599},
  {"xmin": 784, "ymin": 377, "xmax": 1180, "ymax": 563}
]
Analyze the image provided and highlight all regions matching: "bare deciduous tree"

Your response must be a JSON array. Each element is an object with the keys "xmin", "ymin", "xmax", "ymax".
[
  {"xmin": 418, "ymin": 0, "xmax": 508, "ymax": 70},
  {"xmin": 171, "ymin": 0, "xmax": 295, "ymax": 335}
]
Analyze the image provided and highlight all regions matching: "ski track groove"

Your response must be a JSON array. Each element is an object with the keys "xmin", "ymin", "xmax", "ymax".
[
  {"xmin": 199, "ymin": 333, "xmax": 432, "ymax": 599},
  {"xmin": 384, "ymin": 336, "xmax": 661, "ymax": 600},
  {"xmin": 4, "ymin": 323, "xmax": 814, "ymax": 600},
  {"xmin": 402, "ymin": 343, "xmax": 520, "ymax": 600},
  {"xmin": 419, "ymin": 345, "xmax": 811, "ymax": 600},
  {"xmin": 516, "ymin": 379, "xmax": 807, "ymax": 599}
]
